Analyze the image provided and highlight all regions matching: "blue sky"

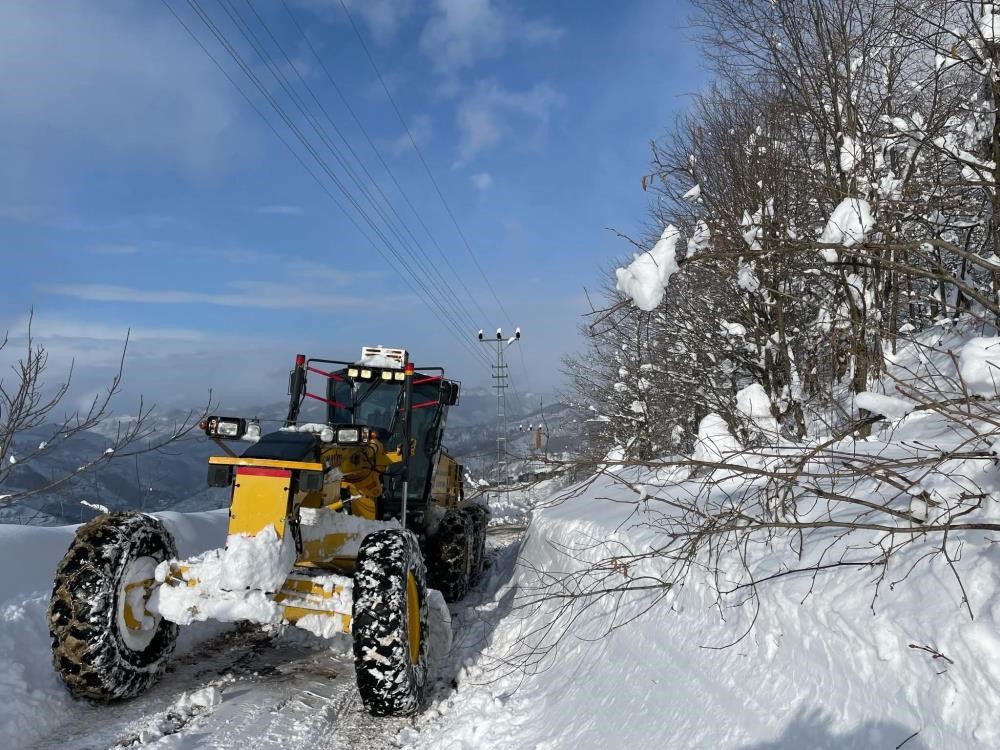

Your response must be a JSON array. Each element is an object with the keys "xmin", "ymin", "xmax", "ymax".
[{"xmin": 0, "ymin": 0, "xmax": 706, "ymax": 411}]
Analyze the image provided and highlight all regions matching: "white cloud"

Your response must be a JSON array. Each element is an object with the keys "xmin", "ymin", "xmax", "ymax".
[
  {"xmin": 455, "ymin": 80, "xmax": 565, "ymax": 164},
  {"xmin": 388, "ymin": 114, "xmax": 433, "ymax": 156},
  {"xmin": 42, "ymin": 281, "xmax": 408, "ymax": 312},
  {"xmin": 471, "ymin": 172, "xmax": 494, "ymax": 191},
  {"xmin": 420, "ymin": 0, "xmax": 563, "ymax": 73},
  {"xmin": 5, "ymin": 315, "xmax": 209, "ymax": 343},
  {"xmin": 291, "ymin": 0, "xmax": 415, "ymax": 44}
]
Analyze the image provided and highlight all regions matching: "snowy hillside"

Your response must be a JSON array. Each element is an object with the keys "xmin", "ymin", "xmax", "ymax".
[{"xmin": 401, "ymin": 320, "xmax": 1000, "ymax": 748}]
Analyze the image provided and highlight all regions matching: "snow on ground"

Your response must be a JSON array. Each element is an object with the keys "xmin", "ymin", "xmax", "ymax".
[
  {"xmin": 481, "ymin": 487, "xmax": 533, "ymax": 527},
  {"xmin": 2, "ymin": 502, "xmax": 521, "ymax": 750},
  {"xmin": 402, "ymin": 466, "xmax": 1000, "ymax": 749},
  {"xmin": 1, "ymin": 510, "xmax": 229, "ymax": 749}
]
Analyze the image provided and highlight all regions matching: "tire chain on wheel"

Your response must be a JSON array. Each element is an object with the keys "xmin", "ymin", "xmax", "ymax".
[
  {"xmin": 427, "ymin": 510, "xmax": 473, "ymax": 602},
  {"xmin": 461, "ymin": 505, "xmax": 488, "ymax": 586},
  {"xmin": 352, "ymin": 529, "xmax": 429, "ymax": 717},
  {"xmin": 48, "ymin": 511, "xmax": 179, "ymax": 701}
]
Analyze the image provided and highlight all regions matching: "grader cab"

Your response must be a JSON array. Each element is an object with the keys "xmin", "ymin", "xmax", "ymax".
[{"xmin": 47, "ymin": 347, "xmax": 489, "ymax": 717}]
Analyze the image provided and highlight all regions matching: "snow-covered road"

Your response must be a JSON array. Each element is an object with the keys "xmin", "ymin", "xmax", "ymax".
[
  {"xmin": 15, "ymin": 523, "xmax": 524, "ymax": 750},
  {"xmin": 25, "ymin": 625, "xmax": 406, "ymax": 750}
]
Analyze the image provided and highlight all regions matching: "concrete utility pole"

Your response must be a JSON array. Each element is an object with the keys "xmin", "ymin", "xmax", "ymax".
[{"xmin": 478, "ymin": 327, "xmax": 520, "ymax": 490}]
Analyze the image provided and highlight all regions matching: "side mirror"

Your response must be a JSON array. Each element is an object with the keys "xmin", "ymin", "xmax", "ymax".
[{"xmin": 443, "ymin": 381, "xmax": 460, "ymax": 406}]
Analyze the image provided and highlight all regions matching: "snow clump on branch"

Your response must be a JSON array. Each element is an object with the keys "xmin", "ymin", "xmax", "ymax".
[
  {"xmin": 615, "ymin": 224, "xmax": 682, "ymax": 311},
  {"xmin": 692, "ymin": 413, "xmax": 741, "ymax": 463},
  {"xmin": 818, "ymin": 197, "xmax": 875, "ymax": 262},
  {"xmin": 855, "ymin": 391, "xmax": 915, "ymax": 418}
]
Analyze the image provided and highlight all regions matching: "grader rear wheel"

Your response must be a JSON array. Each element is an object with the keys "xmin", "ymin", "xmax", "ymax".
[
  {"xmin": 427, "ymin": 510, "xmax": 474, "ymax": 602},
  {"xmin": 352, "ymin": 529, "xmax": 429, "ymax": 716},
  {"xmin": 48, "ymin": 512, "xmax": 178, "ymax": 701},
  {"xmin": 462, "ymin": 505, "xmax": 489, "ymax": 585}
]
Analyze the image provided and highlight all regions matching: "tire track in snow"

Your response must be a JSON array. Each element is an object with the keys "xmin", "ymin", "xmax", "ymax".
[{"xmin": 24, "ymin": 626, "xmax": 407, "ymax": 750}]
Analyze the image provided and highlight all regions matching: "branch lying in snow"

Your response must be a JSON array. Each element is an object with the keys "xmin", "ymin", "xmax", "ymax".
[{"xmin": 907, "ymin": 642, "xmax": 954, "ymax": 666}]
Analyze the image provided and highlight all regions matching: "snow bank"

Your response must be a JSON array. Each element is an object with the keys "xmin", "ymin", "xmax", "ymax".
[
  {"xmin": 481, "ymin": 486, "xmax": 536, "ymax": 527},
  {"xmin": 959, "ymin": 337, "xmax": 1000, "ymax": 395},
  {"xmin": 0, "ymin": 510, "xmax": 229, "ymax": 749},
  {"xmin": 403, "ymin": 470, "xmax": 1000, "ymax": 749},
  {"xmin": 615, "ymin": 225, "xmax": 682, "ymax": 311}
]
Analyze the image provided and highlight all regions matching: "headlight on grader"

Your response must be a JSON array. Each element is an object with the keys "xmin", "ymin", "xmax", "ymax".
[
  {"xmin": 201, "ymin": 416, "xmax": 261, "ymax": 441},
  {"xmin": 335, "ymin": 426, "xmax": 365, "ymax": 444},
  {"xmin": 202, "ymin": 416, "xmax": 245, "ymax": 439}
]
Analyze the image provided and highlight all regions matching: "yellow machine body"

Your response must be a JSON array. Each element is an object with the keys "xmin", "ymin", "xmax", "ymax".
[
  {"xmin": 165, "ymin": 436, "xmax": 408, "ymax": 629},
  {"xmin": 158, "ymin": 350, "xmax": 471, "ymax": 636},
  {"xmin": 429, "ymin": 453, "xmax": 463, "ymax": 508}
]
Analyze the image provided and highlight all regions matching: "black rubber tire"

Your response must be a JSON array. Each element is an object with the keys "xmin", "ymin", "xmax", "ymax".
[
  {"xmin": 352, "ymin": 529, "xmax": 429, "ymax": 716},
  {"xmin": 427, "ymin": 510, "xmax": 473, "ymax": 602},
  {"xmin": 48, "ymin": 512, "xmax": 179, "ymax": 701},
  {"xmin": 461, "ymin": 505, "xmax": 489, "ymax": 586}
]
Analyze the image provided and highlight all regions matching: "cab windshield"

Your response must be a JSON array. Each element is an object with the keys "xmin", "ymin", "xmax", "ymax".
[
  {"xmin": 328, "ymin": 378, "xmax": 403, "ymax": 436},
  {"xmin": 351, "ymin": 381, "xmax": 402, "ymax": 433}
]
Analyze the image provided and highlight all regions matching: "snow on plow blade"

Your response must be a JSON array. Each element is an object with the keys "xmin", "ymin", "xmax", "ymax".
[{"xmin": 150, "ymin": 526, "xmax": 355, "ymax": 637}]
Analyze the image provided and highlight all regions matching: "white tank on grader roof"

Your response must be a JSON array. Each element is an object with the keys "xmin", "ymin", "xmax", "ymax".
[{"xmin": 358, "ymin": 345, "xmax": 408, "ymax": 369}]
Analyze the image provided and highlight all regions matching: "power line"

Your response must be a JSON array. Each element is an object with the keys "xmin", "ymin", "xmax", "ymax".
[
  {"xmin": 163, "ymin": 0, "xmax": 491, "ymax": 367},
  {"xmin": 279, "ymin": 0, "xmax": 494, "ymax": 329},
  {"xmin": 338, "ymin": 0, "xmax": 515, "ymax": 329},
  {"xmin": 216, "ymin": 0, "xmax": 486, "ymax": 345},
  {"xmin": 239, "ymin": 0, "xmax": 488, "ymax": 338}
]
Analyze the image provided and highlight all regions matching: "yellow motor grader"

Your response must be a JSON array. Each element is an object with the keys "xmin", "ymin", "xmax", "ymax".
[{"xmin": 47, "ymin": 346, "xmax": 489, "ymax": 716}]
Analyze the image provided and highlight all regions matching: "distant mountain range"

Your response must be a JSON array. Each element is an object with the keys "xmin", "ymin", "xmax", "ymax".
[{"xmin": 0, "ymin": 390, "xmax": 586, "ymax": 526}]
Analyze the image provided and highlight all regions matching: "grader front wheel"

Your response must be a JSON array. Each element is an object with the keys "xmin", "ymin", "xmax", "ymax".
[
  {"xmin": 48, "ymin": 512, "xmax": 179, "ymax": 701},
  {"xmin": 352, "ymin": 529, "xmax": 429, "ymax": 716}
]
